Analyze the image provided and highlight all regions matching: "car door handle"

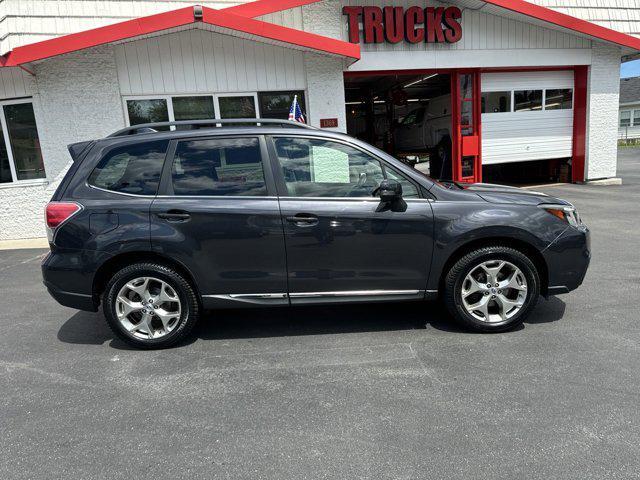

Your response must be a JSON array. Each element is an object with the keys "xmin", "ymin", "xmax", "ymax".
[
  {"xmin": 285, "ymin": 214, "xmax": 319, "ymax": 226},
  {"xmin": 157, "ymin": 210, "xmax": 191, "ymax": 222}
]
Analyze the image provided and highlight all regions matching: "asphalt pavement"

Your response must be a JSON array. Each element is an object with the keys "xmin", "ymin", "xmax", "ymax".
[{"xmin": 1, "ymin": 149, "xmax": 639, "ymax": 479}]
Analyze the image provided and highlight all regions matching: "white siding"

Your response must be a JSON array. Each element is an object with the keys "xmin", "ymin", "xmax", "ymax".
[
  {"xmin": 332, "ymin": 0, "xmax": 593, "ymax": 71},
  {"xmin": 530, "ymin": 0, "xmax": 640, "ymax": 38},
  {"xmin": 113, "ymin": 29, "xmax": 307, "ymax": 95},
  {"xmin": 481, "ymin": 71, "xmax": 574, "ymax": 164},
  {"xmin": 0, "ymin": 68, "xmax": 35, "ymax": 99}
]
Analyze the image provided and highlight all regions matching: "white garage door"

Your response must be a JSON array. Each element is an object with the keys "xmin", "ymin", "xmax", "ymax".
[{"xmin": 481, "ymin": 71, "xmax": 574, "ymax": 165}]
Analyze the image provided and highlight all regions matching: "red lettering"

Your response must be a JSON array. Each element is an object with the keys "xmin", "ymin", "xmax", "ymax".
[
  {"xmin": 363, "ymin": 6, "xmax": 384, "ymax": 43},
  {"xmin": 425, "ymin": 7, "xmax": 445, "ymax": 43},
  {"xmin": 384, "ymin": 7, "xmax": 404, "ymax": 44},
  {"xmin": 443, "ymin": 6, "xmax": 462, "ymax": 43},
  {"xmin": 404, "ymin": 6, "xmax": 425, "ymax": 44},
  {"xmin": 342, "ymin": 6, "xmax": 363, "ymax": 43}
]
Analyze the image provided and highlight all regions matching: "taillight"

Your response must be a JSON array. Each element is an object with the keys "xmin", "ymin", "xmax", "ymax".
[{"xmin": 45, "ymin": 202, "xmax": 81, "ymax": 231}]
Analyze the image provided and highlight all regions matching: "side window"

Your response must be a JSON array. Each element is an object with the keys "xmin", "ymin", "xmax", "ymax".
[
  {"xmin": 171, "ymin": 137, "xmax": 266, "ymax": 196},
  {"xmin": 88, "ymin": 140, "xmax": 168, "ymax": 195},
  {"xmin": 274, "ymin": 137, "xmax": 420, "ymax": 199},
  {"xmin": 385, "ymin": 166, "xmax": 419, "ymax": 198}
]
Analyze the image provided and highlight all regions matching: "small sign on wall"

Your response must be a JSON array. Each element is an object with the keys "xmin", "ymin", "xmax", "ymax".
[{"xmin": 320, "ymin": 118, "xmax": 339, "ymax": 128}]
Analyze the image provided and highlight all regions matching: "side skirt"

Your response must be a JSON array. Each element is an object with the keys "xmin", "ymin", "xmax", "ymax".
[{"xmin": 202, "ymin": 290, "xmax": 431, "ymax": 309}]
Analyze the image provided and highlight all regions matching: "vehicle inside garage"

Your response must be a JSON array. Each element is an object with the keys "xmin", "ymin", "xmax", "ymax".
[{"xmin": 344, "ymin": 72, "xmax": 454, "ymax": 181}]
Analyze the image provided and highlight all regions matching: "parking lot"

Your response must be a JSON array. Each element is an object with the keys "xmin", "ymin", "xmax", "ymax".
[{"xmin": 1, "ymin": 149, "xmax": 639, "ymax": 480}]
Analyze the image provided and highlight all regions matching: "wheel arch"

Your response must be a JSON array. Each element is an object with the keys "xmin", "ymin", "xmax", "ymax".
[
  {"xmin": 437, "ymin": 236, "xmax": 549, "ymax": 297},
  {"xmin": 92, "ymin": 251, "xmax": 202, "ymax": 307}
]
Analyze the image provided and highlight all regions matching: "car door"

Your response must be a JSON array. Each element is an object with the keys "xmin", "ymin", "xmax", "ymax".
[
  {"xmin": 150, "ymin": 135, "xmax": 288, "ymax": 307},
  {"xmin": 267, "ymin": 135, "xmax": 435, "ymax": 304}
]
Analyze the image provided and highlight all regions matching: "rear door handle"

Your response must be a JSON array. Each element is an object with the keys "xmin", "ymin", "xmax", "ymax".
[
  {"xmin": 157, "ymin": 210, "xmax": 191, "ymax": 222},
  {"xmin": 285, "ymin": 214, "xmax": 319, "ymax": 226}
]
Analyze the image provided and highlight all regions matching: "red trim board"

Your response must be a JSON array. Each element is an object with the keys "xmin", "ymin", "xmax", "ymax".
[{"xmin": 1, "ymin": 5, "xmax": 358, "ymax": 66}]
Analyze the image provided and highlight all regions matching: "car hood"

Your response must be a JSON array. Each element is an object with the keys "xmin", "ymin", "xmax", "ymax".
[{"xmin": 461, "ymin": 182, "xmax": 571, "ymax": 206}]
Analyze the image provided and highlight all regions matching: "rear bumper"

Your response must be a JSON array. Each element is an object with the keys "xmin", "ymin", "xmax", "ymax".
[
  {"xmin": 43, "ymin": 280, "xmax": 97, "ymax": 311},
  {"xmin": 543, "ymin": 225, "xmax": 591, "ymax": 295},
  {"xmin": 41, "ymin": 249, "xmax": 106, "ymax": 312}
]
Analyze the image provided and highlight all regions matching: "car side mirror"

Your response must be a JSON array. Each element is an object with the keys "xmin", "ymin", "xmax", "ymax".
[{"xmin": 376, "ymin": 179, "xmax": 402, "ymax": 203}]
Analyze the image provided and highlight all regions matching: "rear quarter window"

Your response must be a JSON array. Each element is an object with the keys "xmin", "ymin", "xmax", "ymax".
[{"xmin": 88, "ymin": 140, "xmax": 168, "ymax": 195}]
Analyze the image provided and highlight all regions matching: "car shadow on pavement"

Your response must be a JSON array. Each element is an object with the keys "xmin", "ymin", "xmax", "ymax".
[{"xmin": 56, "ymin": 296, "xmax": 566, "ymax": 349}]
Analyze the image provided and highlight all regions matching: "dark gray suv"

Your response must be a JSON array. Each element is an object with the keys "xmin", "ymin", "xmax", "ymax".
[{"xmin": 42, "ymin": 119, "xmax": 590, "ymax": 349}]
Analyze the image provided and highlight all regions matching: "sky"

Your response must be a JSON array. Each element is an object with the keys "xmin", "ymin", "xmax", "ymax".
[{"xmin": 621, "ymin": 59, "xmax": 640, "ymax": 78}]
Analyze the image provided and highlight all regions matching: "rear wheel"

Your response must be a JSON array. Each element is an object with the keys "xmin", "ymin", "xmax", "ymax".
[
  {"xmin": 103, "ymin": 263, "xmax": 200, "ymax": 349},
  {"xmin": 443, "ymin": 246, "xmax": 540, "ymax": 332}
]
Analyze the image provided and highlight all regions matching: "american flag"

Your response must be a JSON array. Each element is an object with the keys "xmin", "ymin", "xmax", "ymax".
[{"xmin": 288, "ymin": 95, "xmax": 305, "ymax": 123}]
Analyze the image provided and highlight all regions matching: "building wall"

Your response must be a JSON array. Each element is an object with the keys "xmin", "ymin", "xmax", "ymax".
[
  {"xmin": 618, "ymin": 102, "xmax": 640, "ymax": 140},
  {"xmin": 114, "ymin": 29, "xmax": 307, "ymax": 96},
  {"xmin": 585, "ymin": 42, "xmax": 622, "ymax": 179},
  {"xmin": 0, "ymin": 45, "xmax": 125, "ymax": 240}
]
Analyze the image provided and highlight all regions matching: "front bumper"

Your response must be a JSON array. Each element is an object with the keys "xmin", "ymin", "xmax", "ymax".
[{"xmin": 543, "ymin": 225, "xmax": 591, "ymax": 295}]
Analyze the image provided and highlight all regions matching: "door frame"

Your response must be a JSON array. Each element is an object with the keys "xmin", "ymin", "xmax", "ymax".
[{"xmin": 450, "ymin": 69, "xmax": 482, "ymax": 183}]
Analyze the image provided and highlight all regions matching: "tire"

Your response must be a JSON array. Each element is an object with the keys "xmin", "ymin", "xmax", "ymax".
[
  {"xmin": 443, "ymin": 246, "xmax": 540, "ymax": 332},
  {"xmin": 103, "ymin": 262, "xmax": 200, "ymax": 349}
]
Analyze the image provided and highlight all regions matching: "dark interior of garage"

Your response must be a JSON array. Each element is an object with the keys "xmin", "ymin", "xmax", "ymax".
[{"xmin": 344, "ymin": 73, "xmax": 453, "ymax": 181}]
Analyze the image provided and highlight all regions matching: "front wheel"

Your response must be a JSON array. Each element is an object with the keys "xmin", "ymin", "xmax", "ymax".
[
  {"xmin": 103, "ymin": 263, "xmax": 200, "ymax": 349},
  {"xmin": 443, "ymin": 246, "xmax": 540, "ymax": 332}
]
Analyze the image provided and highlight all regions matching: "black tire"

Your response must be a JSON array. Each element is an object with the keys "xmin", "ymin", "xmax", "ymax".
[
  {"xmin": 443, "ymin": 246, "xmax": 540, "ymax": 332},
  {"xmin": 103, "ymin": 262, "xmax": 200, "ymax": 349}
]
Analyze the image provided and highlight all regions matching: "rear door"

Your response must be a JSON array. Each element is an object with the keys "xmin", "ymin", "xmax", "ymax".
[
  {"xmin": 150, "ymin": 135, "xmax": 288, "ymax": 306},
  {"xmin": 267, "ymin": 135, "xmax": 434, "ymax": 303}
]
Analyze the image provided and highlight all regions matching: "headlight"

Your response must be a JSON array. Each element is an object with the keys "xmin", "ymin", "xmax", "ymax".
[{"xmin": 540, "ymin": 203, "xmax": 582, "ymax": 227}]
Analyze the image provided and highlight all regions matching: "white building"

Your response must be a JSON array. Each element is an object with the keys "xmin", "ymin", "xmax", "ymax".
[
  {"xmin": 0, "ymin": 0, "xmax": 638, "ymax": 241},
  {"xmin": 619, "ymin": 76, "xmax": 640, "ymax": 140}
]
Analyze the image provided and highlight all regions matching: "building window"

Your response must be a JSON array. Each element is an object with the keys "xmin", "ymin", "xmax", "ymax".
[
  {"xmin": 126, "ymin": 99, "xmax": 169, "ymax": 125},
  {"xmin": 0, "ymin": 100, "xmax": 45, "ymax": 184},
  {"xmin": 620, "ymin": 110, "xmax": 631, "ymax": 127},
  {"xmin": 481, "ymin": 91, "xmax": 511, "ymax": 113},
  {"xmin": 633, "ymin": 110, "xmax": 640, "ymax": 126},
  {"xmin": 171, "ymin": 137, "xmax": 266, "ymax": 196},
  {"xmin": 172, "ymin": 96, "xmax": 215, "ymax": 121},
  {"xmin": 258, "ymin": 91, "xmax": 306, "ymax": 119},
  {"xmin": 545, "ymin": 89, "xmax": 573, "ymax": 110},
  {"xmin": 514, "ymin": 90, "xmax": 543, "ymax": 111}
]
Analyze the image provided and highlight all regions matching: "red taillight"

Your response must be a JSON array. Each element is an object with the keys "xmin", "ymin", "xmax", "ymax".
[{"xmin": 45, "ymin": 202, "xmax": 81, "ymax": 228}]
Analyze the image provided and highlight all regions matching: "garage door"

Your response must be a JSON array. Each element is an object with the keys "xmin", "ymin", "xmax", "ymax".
[{"xmin": 481, "ymin": 71, "xmax": 574, "ymax": 165}]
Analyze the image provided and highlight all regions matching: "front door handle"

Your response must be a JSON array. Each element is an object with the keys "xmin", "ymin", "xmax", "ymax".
[
  {"xmin": 285, "ymin": 214, "xmax": 319, "ymax": 226},
  {"xmin": 157, "ymin": 210, "xmax": 191, "ymax": 222}
]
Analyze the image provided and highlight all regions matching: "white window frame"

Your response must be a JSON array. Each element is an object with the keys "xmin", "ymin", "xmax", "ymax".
[
  {"xmin": 0, "ymin": 97, "xmax": 46, "ymax": 186},
  {"xmin": 122, "ymin": 93, "xmax": 260, "ymax": 127},
  {"xmin": 620, "ymin": 109, "xmax": 632, "ymax": 127},
  {"xmin": 632, "ymin": 109, "xmax": 640, "ymax": 126}
]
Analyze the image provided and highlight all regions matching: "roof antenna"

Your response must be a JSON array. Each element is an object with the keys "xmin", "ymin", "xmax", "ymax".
[{"xmin": 194, "ymin": 5, "xmax": 203, "ymax": 20}]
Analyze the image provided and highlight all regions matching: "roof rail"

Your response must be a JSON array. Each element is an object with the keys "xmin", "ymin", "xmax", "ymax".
[{"xmin": 108, "ymin": 118, "xmax": 316, "ymax": 137}]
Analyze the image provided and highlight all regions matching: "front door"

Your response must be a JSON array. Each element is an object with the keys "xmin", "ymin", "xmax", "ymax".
[
  {"xmin": 150, "ymin": 135, "xmax": 288, "ymax": 305},
  {"xmin": 268, "ymin": 135, "xmax": 434, "ymax": 302},
  {"xmin": 451, "ymin": 71, "xmax": 482, "ymax": 183}
]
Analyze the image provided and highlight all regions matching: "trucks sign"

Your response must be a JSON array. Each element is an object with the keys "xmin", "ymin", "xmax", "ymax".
[{"xmin": 343, "ymin": 5, "xmax": 462, "ymax": 44}]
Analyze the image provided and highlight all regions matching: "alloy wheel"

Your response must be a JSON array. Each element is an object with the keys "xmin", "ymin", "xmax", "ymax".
[
  {"xmin": 461, "ymin": 260, "xmax": 528, "ymax": 323},
  {"xmin": 115, "ymin": 276, "xmax": 182, "ymax": 340}
]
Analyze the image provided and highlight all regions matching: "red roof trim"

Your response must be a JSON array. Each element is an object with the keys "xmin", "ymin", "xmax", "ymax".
[
  {"xmin": 3, "ymin": 7, "xmax": 195, "ymax": 66},
  {"xmin": 1, "ymin": 3, "xmax": 358, "ymax": 67},
  {"xmin": 201, "ymin": 7, "xmax": 359, "ymax": 59},
  {"xmin": 224, "ymin": 0, "xmax": 322, "ymax": 18},
  {"xmin": 236, "ymin": 0, "xmax": 640, "ymax": 51},
  {"xmin": 484, "ymin": 0, "xmax": 640, "ymax": 51}
]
